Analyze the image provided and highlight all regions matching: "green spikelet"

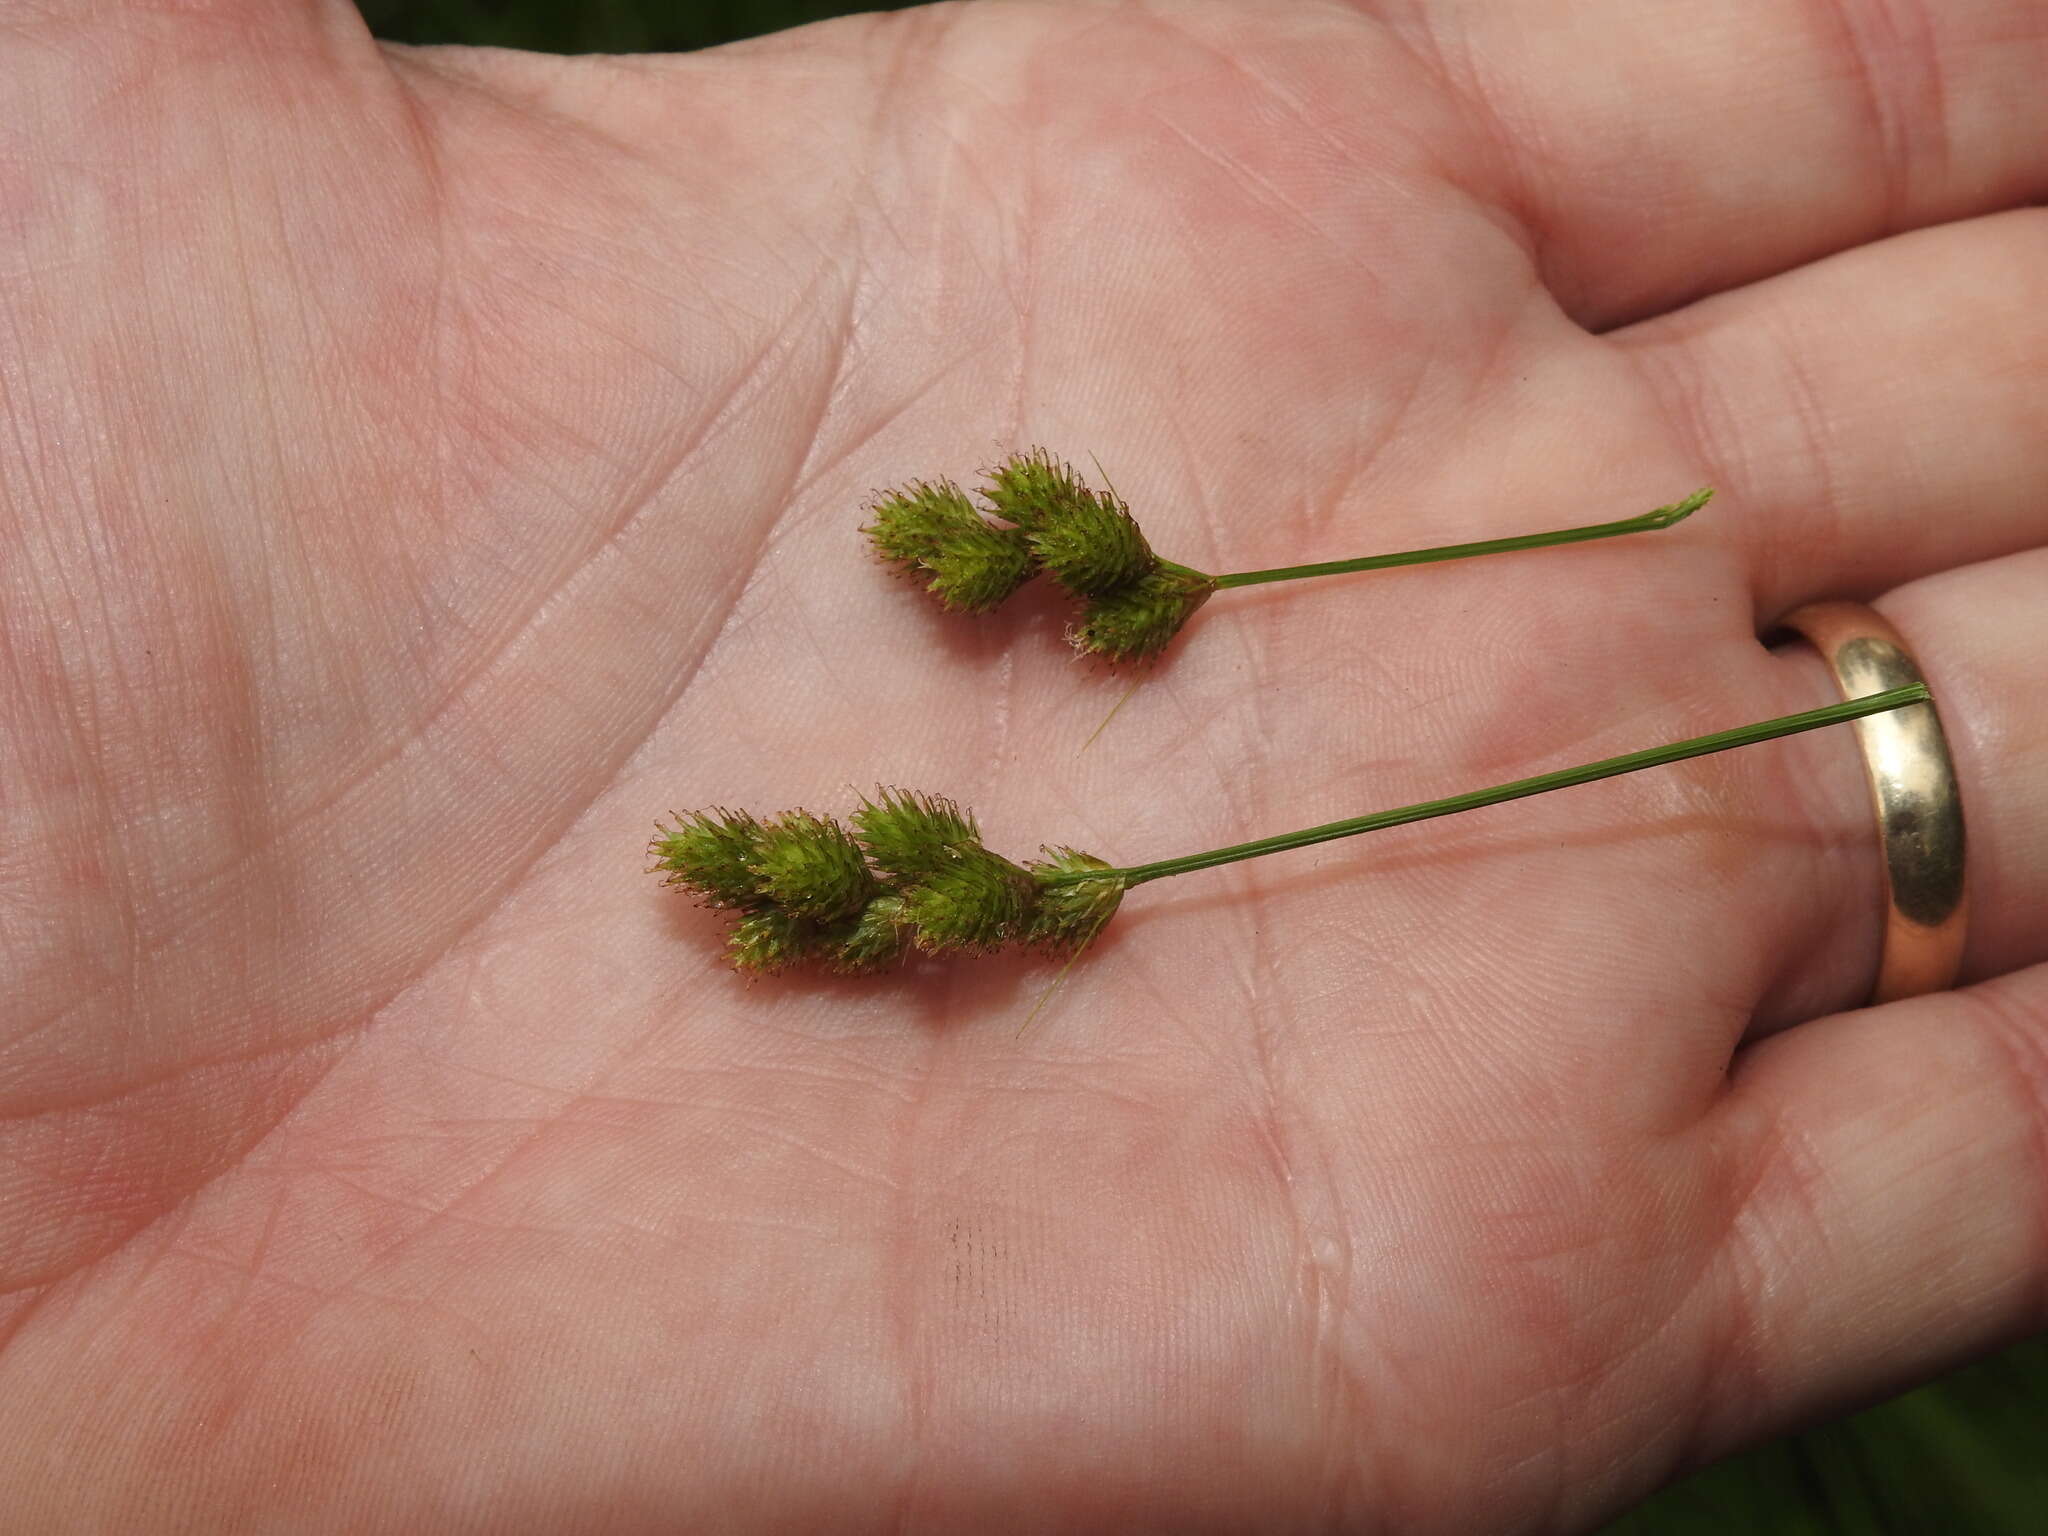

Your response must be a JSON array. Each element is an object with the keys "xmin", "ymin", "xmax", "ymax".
[
  {"xmin": 1069, "ymin": 565, "xmax": 1218, "ymax": 663},
  {"xmin": 649, "ymin": 809, "xmax": 768, "ymax": 909},
  {"xmin": 749, "ymin": 812, "xmax": 878, "ymax": 921},
  {"xmin": 852, "ymin": 788, "xmax": 982, "ymax": 881},
  {"xmin": 1026, "ymin": 485, "xmax": 1155, "ymax": 598},
  {"xmin": 901, "ymin": 845, "xmax": 1038, "ymax": 954},
  {"xmin": 979, "ymin": 448, "xmax": 1094, "ymax": 533},
  {"xmin": 864, "ymin": 478, "xmax": 973, "ymax": 564},
  {"xmin": 832, "ymin": 894, "xmax": 912, "ymax": 974},
  {"xmin": 1026, "ymin": 848, "xmax": 1126, "ymax": 952},
  {"xmin": 926, "ymin": 522, "xmax": 1034, "ymax": 613},
  {"xmin": 863, "ymin": 478, "xmax": 1032, "ymax": 614},
  {"xmin": 727, "ymin": 907, "xmax": 825, "ymax": 975}
]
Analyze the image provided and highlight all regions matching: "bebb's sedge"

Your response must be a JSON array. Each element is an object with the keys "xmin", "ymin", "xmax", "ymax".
[
  {"xmin": 864, "ymin": 448, "xmax": 1711, "ymax": 663},
  {"xmin": 652, "ymin": 685, "xmax": 1929, "ymax": 976}
]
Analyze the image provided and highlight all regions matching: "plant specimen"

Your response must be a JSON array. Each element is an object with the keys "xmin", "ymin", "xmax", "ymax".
[
  {"xmin": 864, "ymin": 449, "xmax": 1712, "ymax": 663},
  {"xmin": 651, "ymin": 684, "xmax": 1929, "ymax": 975}
]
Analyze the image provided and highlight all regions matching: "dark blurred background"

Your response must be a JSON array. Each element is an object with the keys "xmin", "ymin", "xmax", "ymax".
[
  {"xmin": 351, "ymin": 2, "xmax": 2048, "ymax": 1530},
  {"xmin": 355, "ymin": 0, "xmax": 904, "ymax": 51}
]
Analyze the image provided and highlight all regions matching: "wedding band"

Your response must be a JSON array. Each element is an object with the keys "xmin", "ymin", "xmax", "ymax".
[{"xmin": 1778, "ymin": 602, "xmax": 1967, "ymax": 1003}]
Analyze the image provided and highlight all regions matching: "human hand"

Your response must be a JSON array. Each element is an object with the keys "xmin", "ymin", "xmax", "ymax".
[{"xmin": 3, "ymin": 0, "xmax": 2044, "ymax": 1529}]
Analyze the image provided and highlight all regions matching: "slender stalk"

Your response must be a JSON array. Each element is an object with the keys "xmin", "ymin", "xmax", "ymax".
[
  {"xmin": 1046, "ymin": 683, "xmax": 1930, "ymax": 889},
  {"xmin": 1209, "ymin": 489, "xmax": 1712, "ymax": 591}
]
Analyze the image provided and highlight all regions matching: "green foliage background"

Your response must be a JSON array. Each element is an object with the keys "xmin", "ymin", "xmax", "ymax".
[{"xmin": 354, "ymin": 2, "xmax": 2048, "ymax": 1530}]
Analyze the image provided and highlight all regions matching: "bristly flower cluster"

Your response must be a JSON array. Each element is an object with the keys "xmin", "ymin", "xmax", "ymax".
[
  {"xmin": 863, "ymin": 449, "xmax": 1215, "ymax": 663},
  {"xmin": 651, "ymin": 790, "xmax": 1126, "ymax": 975},
  {"xmin": 862, "ymin": 480, "xmax": 1034, "ymax": 615}
]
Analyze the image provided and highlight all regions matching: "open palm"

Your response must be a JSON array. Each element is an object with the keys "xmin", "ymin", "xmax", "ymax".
[{"xmin": 4, "ymin": 1, "xmax": 2045, "ymax": 1529}]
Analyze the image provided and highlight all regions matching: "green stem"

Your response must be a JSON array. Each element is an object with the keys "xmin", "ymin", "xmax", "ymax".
[
  {"xmin": 1209, "ymin": 489, "xmax": 1712, "ymax": 590},
  {"xmin": 1051, "ymin": 683, "xmax": 1930, "ymax": 888}
]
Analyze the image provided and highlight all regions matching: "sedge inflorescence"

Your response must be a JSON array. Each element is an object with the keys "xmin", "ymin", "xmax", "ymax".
[
  {"xmin": 863, "ymin": 449, "xmax": 1214, "ymax": 664},
  {"xmin": 650, "ymin": 790, "xmax": 1125, "ymax": 975}
]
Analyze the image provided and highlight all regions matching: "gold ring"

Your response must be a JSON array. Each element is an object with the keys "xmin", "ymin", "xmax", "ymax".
[{"xmin": 1778, "ymin": 602, "xmax": 1967, "ymax": 1003}]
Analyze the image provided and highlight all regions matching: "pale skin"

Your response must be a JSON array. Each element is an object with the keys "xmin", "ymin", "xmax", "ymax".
[{"xmin": 2, "ymin": 0, "xmax": 2045, "ymax": 1529}]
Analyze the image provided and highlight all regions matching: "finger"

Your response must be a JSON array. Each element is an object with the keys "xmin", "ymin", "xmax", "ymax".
[
  {"xmin": 0, "ymin": 0, "xmax": 361, "ymax": 28},
  {"xmin": 1686, "ymin": 960, "xmax": 2048, "ymax": 1464},
  {"xmin": 1812, "ymin": 548, "xmax": 2048, "ymax": 985},
  {"xmin": 1, "ymin": 0, "xmax": 387, "ymax": 189},
  {"xmin": 1741, "ymin": 546, "xmax": 2048, "ymax": 1034},
  {"xmin": 1613, "ymin": 209, "xmax": 2048, "ymax": 619},
  {"xmin": 1394, "ymin": 0, "xmax": 2048, "ymax": 326}
]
